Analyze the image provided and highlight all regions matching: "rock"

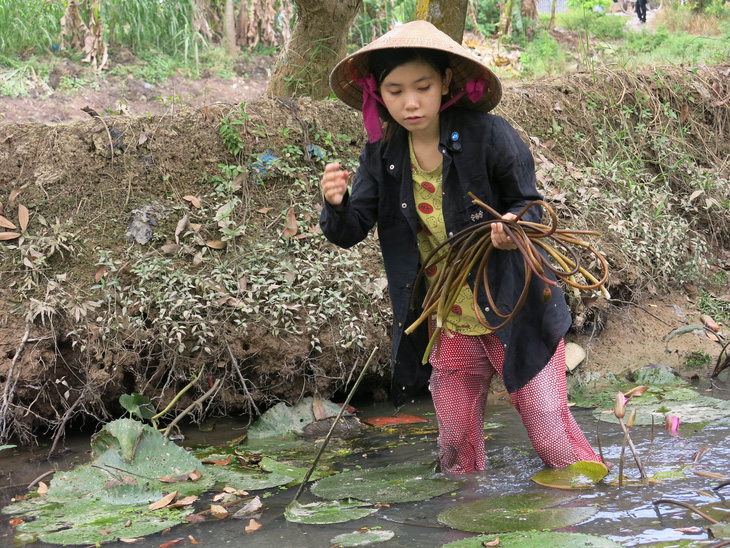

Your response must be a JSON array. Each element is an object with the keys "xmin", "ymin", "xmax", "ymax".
[
  {"xmin": 565, "ymin": 342, "xmax": 586, "ymax": 372},
  {"xmin": 632, "ymin": 364, "xmax": 683, "ymax": 385}
]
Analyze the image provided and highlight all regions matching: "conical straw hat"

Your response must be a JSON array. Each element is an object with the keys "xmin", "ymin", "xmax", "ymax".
[{"xmin": 330, "ymin": 20, "xmax": 501, "ymax": 113}]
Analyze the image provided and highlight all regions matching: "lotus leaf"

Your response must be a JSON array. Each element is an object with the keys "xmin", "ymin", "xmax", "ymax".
[
  {"xmin": 13, "ymin": 497, "xmax": 193, "ymax": 545},
  {"xmin": 259, "ymin": 457, "xmax": 330, "ymax": 482},
  {"xmin": 531, "ymin": 461, "xmax": 608, "ymax": 489},
  {"xmin": 437, "ymin": 492, "xmax": 596, "ymax": 533},
  {"xmin": 440, "ymin": 531, "xmax": 623, "ymax": 547},
  {"xmin": 284, "ymin": 499, "xmax": 378, "ymax": 524},
  {"xmin": 119, "ymin": 393, "xmax": 156, "ymax": 420},
  {"xmin": 47, "ymin": 419, "xmax": 214, "ymax": 501},
  {"xmin": 709, "ymin": 524, "xmax": 730, "ymax": 539},
  {"xmin": 593, "ymin": 396, "xmax": 730, "ymax": 425},
  {"xmin": 248, "ymin": 397, "xmax": 347, "ymax": 438},
  {"xmin": 206, "ymin": 465, "xmax": 295, "ymax": 490},
  {"xmin": 311, "ymin": 461, "xmax": 463, "ymax": 503},
  {"xmin": 330, "ymin": 528, "xmax": 395, "ymax": 546}
]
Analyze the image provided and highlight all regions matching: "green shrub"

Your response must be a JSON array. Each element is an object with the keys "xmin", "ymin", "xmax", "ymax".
[{"xmin": 521, "ymin": 30, "xmax": 566, "ymax": 77}]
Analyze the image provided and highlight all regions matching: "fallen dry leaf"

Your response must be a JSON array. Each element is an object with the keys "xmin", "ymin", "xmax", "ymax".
[
  {"xmin": 189, "ymin": 469, "xmax": 202, "ymax": 482},
  {"xmin": 210, "ymin": 504, "xmax": 228, "ymax": 519},
  {"xmin": 206, "ymin": 240, "xmax": 226, "ymax": 250},
  {"xmin": 483, "ymin": 537, "xmax": 500, "ymax": 547},
  {"xmin": 9, "ymin": 518, "xmax": 23, "ymax": 526},
  {"xmin": 149, "ymin": 491, "xmax": 179, "ymax": 511},
  {"xmin": 256, "ymin": 207, "xmax": 273, "ymax": 214},
  {"xmin": 159, "ymin": 538, "xmax": 185, "ymax": 548},
  {"xmin": 189, "ymin": 535, "xmax": 203, "ymax": 545},
  {"xmin": 312, "ymin": 395, "xmax": 328, "ymax": 421},
  {"xmin": 0, "ymin": 232, "xmax": 21, "ymax": 241},
  {"xmin": 169, "ymin": 495, "xmax": 198, "ymax": 508},
  {"xmin": 119, "ymin": 539, "xmax": 144, "ymax": 544},
  {"xmin": 183, "ymin": 195, "xmax": 201, "ymax": 208},
  {"xmin": 37, "ymin": 481, "xmax": 48, "ymax": 495},
  {"xmin": 158, "ymin": 474, "xmax": 191, "ymax": 484},
  {"xmin": 95, "ymin": 265, "xmax": 109, "ymax": 283},
  {"xmin": 232, "ymin": 496, "xmax": 262, "ymax": 519},
  {"xmin": 245, "ymin": 518, "xmax": 262, "ymax": 533},
  {"xmin": 0, "ymin": 215, "xmax": 16, "ymax": 229},
  {"xmin": 161, "ymin": 243, "xmax": 180, "ymax": 255},
  {"xmin": 223, "ymin": 486, "xmax": 248, "ymax": 495},
  {"xmin": 184, "ymin": 514, "xmax": 206, "ymax": 523},
  {"xmin": 175, "ymin": 213, "xmax": 189, "ymax": 244},
  {"xmin": 680, "ymin": 103, "xmax": 689, "ymax": 124},
  {"xmin": 201, "ymin": 455, "xmax": 231, "ymax": 466},
  {"xmin": 138, "ymin": 133, "xmax": 148, "ymax": 146},
  {"xmin": 18, "ymin": 204, "xmax": 29, "ymax": 231},
  {"xmin": 9, "ymin": 189, "xmax": 20, "ymax": 207},
  {"xmin": 282, "ymin": 207, "xmax": 297, "ymax": 238}
]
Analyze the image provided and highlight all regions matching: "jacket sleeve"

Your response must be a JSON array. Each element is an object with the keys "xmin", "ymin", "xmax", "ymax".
[
  {"xmin": 490, "ymin": 117, "xmax": 543, "ymax": 225},
  {"xmin": 320, "ymin": 146, "xmax": 380, "ymax": 249}
]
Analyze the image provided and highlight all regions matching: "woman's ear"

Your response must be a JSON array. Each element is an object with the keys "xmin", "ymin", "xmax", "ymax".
[{"xmin": 442, "ymin": 68, "xmax": 453, "ymax": 95}]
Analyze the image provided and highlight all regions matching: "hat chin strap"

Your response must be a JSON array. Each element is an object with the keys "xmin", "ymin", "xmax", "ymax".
[{"xmin": 356, "ymin": 75, "xmax": 487, "ymax": 143}]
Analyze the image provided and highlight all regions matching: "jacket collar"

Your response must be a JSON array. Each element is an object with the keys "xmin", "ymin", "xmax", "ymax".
[{"xmin": 381, "ymin": 108, "xmax": 462, "ymax": 178}]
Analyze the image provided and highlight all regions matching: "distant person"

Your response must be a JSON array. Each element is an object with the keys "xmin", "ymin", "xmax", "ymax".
[
  {"xmin": 635, "ymin": 0, "xmax": 647, "ymax": 23},
  {"xmin": 320, "ymin": 21, "xmax": 606, "ymax": 474}
]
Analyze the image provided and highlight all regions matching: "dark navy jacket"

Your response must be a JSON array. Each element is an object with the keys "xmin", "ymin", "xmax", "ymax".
[{"xmin": 320, "ymin": 108, "xmax": 572, "ymax": 405}]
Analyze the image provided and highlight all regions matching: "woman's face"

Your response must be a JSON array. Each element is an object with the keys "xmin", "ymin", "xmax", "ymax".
[{"xmin": 379, "ymin": 60, "xmax": 452, "ymax": 139}]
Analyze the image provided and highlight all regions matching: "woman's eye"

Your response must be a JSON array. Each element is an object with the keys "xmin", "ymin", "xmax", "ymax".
[{"xmin": 418, "ymin": 86, "xmax": 430, "ymax": 92}]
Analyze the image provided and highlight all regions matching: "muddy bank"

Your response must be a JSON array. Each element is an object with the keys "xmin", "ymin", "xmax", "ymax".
[{"xmin": 0, "ymin": 65, "xmax": 728, "ymax": 445}]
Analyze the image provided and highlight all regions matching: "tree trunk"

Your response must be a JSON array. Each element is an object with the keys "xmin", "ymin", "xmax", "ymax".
[
  {"xmin": 500, "ymin": 0, "xmax": 514, "ymax": 37},
  {"xmin": 548, "ymin": 0, "xmax": 557, "ymax": 30},
  {"xmin": 225, "ymin": 0, "xmax": 237, "ymax": 56},
  {"xmin": 267, "ymin": 0, "xmax": 362, "ymax": 100},
  {"xmin": 415, "ymin": 0, "xmax": 469, "ymax": 43},
  {"xmin": 521, "ymin": 0, "xmax": 539, "ymax": 20}
]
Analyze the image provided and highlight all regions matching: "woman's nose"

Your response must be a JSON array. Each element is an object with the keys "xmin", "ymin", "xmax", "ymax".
[{"xmin": 404, "ymin": 91, "xmax": 419, "ymax": 109}]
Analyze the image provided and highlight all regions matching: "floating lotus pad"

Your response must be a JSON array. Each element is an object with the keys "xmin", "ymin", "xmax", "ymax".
[
  {"xmin": 437, "ymin": 493, "xmax": 597, "ymax": 533},
  {"xmin": 311, "ymin": 461, "xmax": 463, "ymax": 503},
  {"xmin": 248, "ymin": 397, "xmax": 347, "ymax": 438},
  {"xmin": 593, "ymin": 395, "xmax": 730, "ymax": 425},
  {"xmin": 440, "ymin": 531, "xmax": 623, "ymax": 547},
  {"xmin": 3, "ymin": 419, "xmax": 217, "ymax": 545},
  {"xmin": 8, "ymin": 496, "xmax": 194, "ymax": 545},
  {"xmin": 259, "ymin": 456, "xmax": 331, "ymax": 482},
  {"xmin": 330, "ymin": 529, "xmax": 395, "ymax": 546},
  {"xmin": 47, "ymin": 418, "xmax": 215, "ymax": 501},
  {"xmin": 284, "ymin": 499, "xmax": 378, "ymax": 524},
  {"xmin": 531, "ymin": 461, "xmax": 609, "ymax": 489},
  {"xmin": 206, "ymin": 465, "xmax": 295, "ymax": 490}
]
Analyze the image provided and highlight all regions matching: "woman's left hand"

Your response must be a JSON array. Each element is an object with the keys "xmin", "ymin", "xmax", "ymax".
[{"xmin": 491, "ymin": 212, "xmax": 518, "ymax": 250}]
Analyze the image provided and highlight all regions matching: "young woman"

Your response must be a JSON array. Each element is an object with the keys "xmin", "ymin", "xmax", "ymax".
[{"xmin": 320, "ymin": 20, "xmax": 603, "ymax": 474}]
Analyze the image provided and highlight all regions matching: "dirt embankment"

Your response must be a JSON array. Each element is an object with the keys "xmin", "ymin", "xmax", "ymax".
[{"xmin": 0, "ymin": 65, "xmax": 728, "ymax": 446}]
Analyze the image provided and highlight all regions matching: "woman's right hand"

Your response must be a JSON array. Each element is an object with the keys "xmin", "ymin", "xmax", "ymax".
[{"xmin": 320, "ymin": 162, "xmax": 350, "ymax": 207}]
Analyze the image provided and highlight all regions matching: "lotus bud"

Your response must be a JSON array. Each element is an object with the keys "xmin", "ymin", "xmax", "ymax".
[
  {"xmin": 665, "ymin": 415, "xmax": 680, "ymax": 435},
  {"xmin": 613, "ymin": 392, "xmax": 627, "ymax": 419},
  {"xmin": 624, "ymin": 385, "xmax": 649, "ymax": 400},
  {"xmin": 626, "ymin": 408, "xmax": 637, "ymax": 428}
]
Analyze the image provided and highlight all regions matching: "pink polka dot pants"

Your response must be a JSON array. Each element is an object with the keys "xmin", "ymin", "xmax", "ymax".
[{"xmin": 429, "ymin": 332, "xmax": 601, "ymax": 474}]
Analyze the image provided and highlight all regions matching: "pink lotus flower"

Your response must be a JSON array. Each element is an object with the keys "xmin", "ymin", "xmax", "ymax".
[{"xmin": 665, "ymin": 415, "xmax": 680, "ymax": 435}]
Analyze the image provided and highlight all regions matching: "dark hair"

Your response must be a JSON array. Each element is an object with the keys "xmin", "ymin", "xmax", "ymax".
[{"xmin": 367, "ymin": 48, "xmax": 453, "ymax": 143}]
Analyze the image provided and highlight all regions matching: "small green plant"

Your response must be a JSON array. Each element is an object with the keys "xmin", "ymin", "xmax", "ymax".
[
  {"xmin": 684, "ymin": 350, "xmax": 712, "ymax": 368},
  {"xmin": 220, "ymin": 104, "xmax": 249, "ymax": 157}
]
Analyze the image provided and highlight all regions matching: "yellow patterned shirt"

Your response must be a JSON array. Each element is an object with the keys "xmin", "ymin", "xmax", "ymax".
[{"xmin": 410, "ymin": 135, "xmax": 490, "ymax": 336}]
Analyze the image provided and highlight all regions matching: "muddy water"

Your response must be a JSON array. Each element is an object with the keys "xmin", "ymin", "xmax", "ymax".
[{"xmin": 1, "ymin": 387, "xmax": 729, "ymax": 547}]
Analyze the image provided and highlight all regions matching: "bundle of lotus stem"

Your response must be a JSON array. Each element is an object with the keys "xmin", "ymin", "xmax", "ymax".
[{"xmin": 405, "ymin": 193, "xmax": 610, "ymax": 362}]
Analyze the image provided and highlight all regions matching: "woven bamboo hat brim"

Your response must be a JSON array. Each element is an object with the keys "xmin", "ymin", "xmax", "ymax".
[{"xmin": 330, "ymin": 20, "xmax": 501, "ymax": 113}]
